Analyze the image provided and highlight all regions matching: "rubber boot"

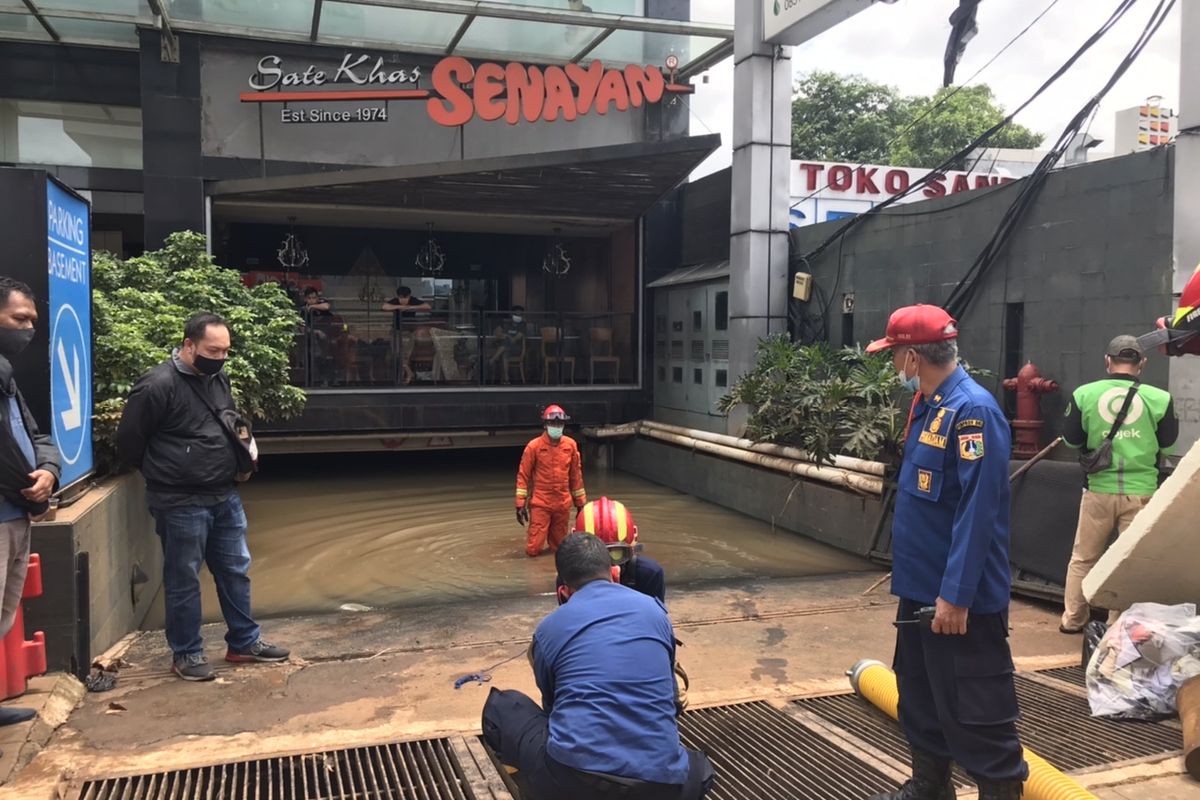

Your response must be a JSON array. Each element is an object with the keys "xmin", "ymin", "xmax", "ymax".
[
  {"xmin": 868, "ymin": 749, "xmax": 954, "ymax": 800},
  {"xmin": 977, "ymin": 779, "xmax": 1024, "ymax": 800}
]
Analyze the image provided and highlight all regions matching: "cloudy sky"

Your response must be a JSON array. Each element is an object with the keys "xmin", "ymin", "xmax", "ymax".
[{"xmin": 684, "ymin": 0, "xmax": 1182, "ymax": 178}]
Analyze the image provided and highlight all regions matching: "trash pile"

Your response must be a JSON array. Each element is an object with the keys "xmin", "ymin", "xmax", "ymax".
[{"xmin": 1087, "ymin": 602, "xmax": 1200, "ymax": 720}]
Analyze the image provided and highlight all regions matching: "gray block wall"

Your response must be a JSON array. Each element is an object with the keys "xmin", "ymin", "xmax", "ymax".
[{"xmin": 790, "ymin": 149, "xmax": 1176, "ymax": 454}]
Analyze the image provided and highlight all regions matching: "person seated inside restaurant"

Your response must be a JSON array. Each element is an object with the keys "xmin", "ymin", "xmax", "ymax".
[
  {"xmin": 482, "ymin": 533, "xmax": 715, "ymax": 800},
  {"xmin": 382, "ymin": 286, "xmax": 432, "ymax": 384},
  {"xmin": 489, "ymin": 305, "xmax": 527, "ymax": 382}
]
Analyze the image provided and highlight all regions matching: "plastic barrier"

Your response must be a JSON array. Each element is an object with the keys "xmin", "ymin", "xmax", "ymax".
[{"xmin": 0, "ymin": 554, "xmax": 47, "ymax": 700}]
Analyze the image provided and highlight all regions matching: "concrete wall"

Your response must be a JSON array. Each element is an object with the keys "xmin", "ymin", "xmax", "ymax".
[
  {"xmin": 790, "ymin": 149, "xmax": 1176, "ymax": 455},
  {"xmin": 615, "ymin": 437, "xmax": 886, "ymax": 556},
  {"xmin": 27, "ymin": 474, "xmax": 160, "ymax": 673}
]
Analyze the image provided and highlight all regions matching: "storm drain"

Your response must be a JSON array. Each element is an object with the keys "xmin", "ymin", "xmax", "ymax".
[
  {"xmin": 77, "ymin": 738, "xmax": 477, "ymax": 800},
  {"xmin": 678, "ymin": 700, "xmax": 896, "ymax": 799},
  {"xmin": 1038, "ymin": 664, "xmax": 1087, "ymax": 688},
  {"xmin": 795, "ymin": 675, "xmax": 1181, "ymax": 780}
]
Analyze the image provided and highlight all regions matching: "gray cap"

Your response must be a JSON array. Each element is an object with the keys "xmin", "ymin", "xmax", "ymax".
[{"xmin": 1106, "ymin": 335, "xmax": 1144, "ymax": 360}]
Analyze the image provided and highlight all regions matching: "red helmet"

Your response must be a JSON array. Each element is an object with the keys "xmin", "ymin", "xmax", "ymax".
[
  {"xmin": 574, "ymin": 497, "xmax": 638, "ymax": 565},
  {"xmin": 542, "ymin": 404, "xmax": 569, "ymax": 422}
]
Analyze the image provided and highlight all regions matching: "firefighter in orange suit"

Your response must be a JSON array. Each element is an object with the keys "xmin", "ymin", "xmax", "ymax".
[{"xmin": 516, "ymin": 405, "xmax": 587, "ymax": 557}]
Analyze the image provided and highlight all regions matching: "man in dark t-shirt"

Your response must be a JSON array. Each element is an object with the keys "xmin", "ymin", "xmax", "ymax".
[{"xmin": 382, "ymin": 286, "xmax": 431, "ymax": 384}]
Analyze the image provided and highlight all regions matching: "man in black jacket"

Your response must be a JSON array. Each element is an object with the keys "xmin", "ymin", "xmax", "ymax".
[
  {"xmin": 117, "ymin": 313, "xmax": 289, "ymax": 681},
  {"xmin": 0, "ymin": 277, "xmax": 58, "ymax": 725}
]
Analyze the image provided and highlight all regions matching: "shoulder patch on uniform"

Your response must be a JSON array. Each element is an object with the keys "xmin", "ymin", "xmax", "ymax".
[
  {"xmin": 959, "ymin": 432, "xmax": 984, "ymax": 461},
  {"xmin": 956, "ymin": 418, "xmax": 984, "ymax": 431},
  {"xmin": 918, "ymin": 430, "xmax": 947, "ymax": 449}
]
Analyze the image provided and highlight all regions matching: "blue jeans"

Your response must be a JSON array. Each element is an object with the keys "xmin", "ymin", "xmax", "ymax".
[{"xmin": 150, "ymin": 494, "xmax": 260, "ymax": 659}]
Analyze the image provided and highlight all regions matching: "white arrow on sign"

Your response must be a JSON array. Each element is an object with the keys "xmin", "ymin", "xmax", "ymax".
[{"xmin": 56, "ymin": 338, "xmax": 82, "ymax": 432}]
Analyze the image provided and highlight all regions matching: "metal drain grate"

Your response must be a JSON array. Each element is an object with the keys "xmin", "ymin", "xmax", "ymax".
[
  {"xmin": 796, "ymin": 693, "xmax": 972, "ymax": 789},
  {"xmin": 1038, "ymin": 665, "xmax": 1087, "ymax": 688},
  {"xmin": 679, "ymin": 700, "xmax": 895, "ymax": 799},
  {"xmin": 796, "ymin": 677, "xmax": 1181, "ymax": 779},
  {"xmin": 78, "ymin": 738, "xmax": 476, "ymax": 800},
  {"xmin": 1013, "ymin": 675, "xmax": 1181, "ymax": 769}
]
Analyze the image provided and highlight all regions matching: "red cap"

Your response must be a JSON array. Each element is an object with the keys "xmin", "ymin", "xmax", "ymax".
[{"xmin": 865, "ymin": 304, "xmax": 958, "ymax": 353}]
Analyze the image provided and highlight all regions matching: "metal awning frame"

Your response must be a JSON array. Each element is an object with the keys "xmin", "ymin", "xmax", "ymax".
[{"xmin": 1, "ymin": 0, "xmax": 732, "ymax": 76}]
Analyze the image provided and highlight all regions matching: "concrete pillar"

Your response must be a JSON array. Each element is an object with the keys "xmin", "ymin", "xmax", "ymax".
[
  {"xmin": 1170, "ymin": 0, "xmax": 1200, "ymax": 452},
  {"xmin": 728, "ymin": 1, "xmax": 792, "ymax": 434}
]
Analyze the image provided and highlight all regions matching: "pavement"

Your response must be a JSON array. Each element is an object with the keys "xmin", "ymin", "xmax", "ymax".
[{"xmin": 0, "ymin": 571, "xmax": 1196, "ymax": 798}]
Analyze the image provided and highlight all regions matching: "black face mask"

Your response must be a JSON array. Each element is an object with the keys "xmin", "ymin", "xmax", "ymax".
[
  {"xmin": 0, "ymin": 328, "xmax": 35, "ymax": 359},
  {"xmin": 193, "ymin": 354, "xmax": 227, "ymax": 376}
]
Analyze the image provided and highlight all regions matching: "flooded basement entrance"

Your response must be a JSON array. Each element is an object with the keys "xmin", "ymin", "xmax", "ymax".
[{"xmin": 142, "ymin": 449, "xmax": 872, "ymax": 626}]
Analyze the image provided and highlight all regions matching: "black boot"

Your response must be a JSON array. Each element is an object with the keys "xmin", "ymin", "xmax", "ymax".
[
  {"xmin": 868, "ymin": 749, "xmax": 954, "ymax": 800},
  {"xmin": 977, "ymin": 779, "xmax": 1024, "ymax": 800}
]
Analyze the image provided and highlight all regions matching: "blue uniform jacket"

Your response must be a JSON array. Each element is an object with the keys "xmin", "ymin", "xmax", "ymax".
[
  {"xmin": 891, "ymin": 366, "xmax": 1013, "ymax": 614},
  {"xmin": 532, "ymin": 580, "xmax": 690, "ymax": 785}
]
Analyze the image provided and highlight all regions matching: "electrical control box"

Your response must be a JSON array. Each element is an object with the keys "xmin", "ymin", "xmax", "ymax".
[{"xmin": 793, "ymin": 272, "xmax": 813, "ymax": 302}]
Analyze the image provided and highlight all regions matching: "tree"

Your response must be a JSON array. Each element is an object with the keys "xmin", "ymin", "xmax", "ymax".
[
  {"xmin": 889, "ymin": 85, "xmax": 1043, "ymax": 169},
  {"xmin": 791, "ymin": 72, "xmax": 913, "ymax": 164},
  {"xmin": 791, "ymin": 74, "xmax": 1043, "ymax": 170},
  {"xmin": 92, "ymin": 232, "xmax": 306, "ymax": 472}
]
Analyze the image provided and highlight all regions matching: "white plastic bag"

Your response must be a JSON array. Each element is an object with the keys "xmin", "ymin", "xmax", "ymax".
[{"xmin": 1086, "ymin": 602, "xmax": 1200, "ymax": 720}]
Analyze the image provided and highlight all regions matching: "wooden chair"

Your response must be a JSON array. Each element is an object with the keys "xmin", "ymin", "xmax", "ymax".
[
  {"xmin": 541, "ymin": 326, "xmax": 576, "ymax": 384},
  {"xmin": 589, "ymin": 327, "xmax": 620, "ymax": 384},
  {"xmin": 501, "ymin": 334, "xmax": 527, "ymax": 384}
]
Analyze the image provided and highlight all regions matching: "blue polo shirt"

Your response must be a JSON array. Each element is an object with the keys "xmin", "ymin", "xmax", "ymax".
[
  {"xmin": 891, "ymin": 366, "xmax": 1013, "ymax": 613},
  {"xmin": 532, "ymin": 579, "xmax": 689, "ymax": 785}
]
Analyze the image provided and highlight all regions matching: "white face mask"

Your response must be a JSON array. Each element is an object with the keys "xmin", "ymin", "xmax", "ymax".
[{"xmin": 512, "ymin": 315, "xmax": 523, "ymax": 324}]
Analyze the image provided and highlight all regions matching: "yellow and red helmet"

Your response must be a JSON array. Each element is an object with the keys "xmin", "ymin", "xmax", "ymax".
[
  {"xmin": 574, "ymin": 497, "xmax": 638, "ymax": 564},
  {"xmin": 542, "ymin": 404, "xmax": 569, "ymax": 422}
]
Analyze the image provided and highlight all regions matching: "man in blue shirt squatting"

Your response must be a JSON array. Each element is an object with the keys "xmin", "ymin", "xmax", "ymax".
[
  {"xmin": 864, "ymin": 305, "xmax": 1027, "ymax": 800},
  {"xmin": 482, "ymin": 532, "xmax": 715, "ymax": 799}
]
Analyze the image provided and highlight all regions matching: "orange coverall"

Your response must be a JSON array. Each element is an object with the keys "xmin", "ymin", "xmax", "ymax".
[{"xmin": 515, "ymin": 433, "xmax": 587, "ymax": 557}]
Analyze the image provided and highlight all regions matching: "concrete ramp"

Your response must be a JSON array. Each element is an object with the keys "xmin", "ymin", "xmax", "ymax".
[{"xmin": 1084, "ymin": 439, "xmax": 1200, "ymax": 609}]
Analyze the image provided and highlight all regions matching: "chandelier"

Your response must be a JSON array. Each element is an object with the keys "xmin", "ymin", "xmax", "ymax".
[
  {"xmin": 542, "ymin": 228, "xmax": 571, "ymax": 276},
  {"xmin": 277, "ymin": 216, "xmax": 309, "ymax": 272},
  {"xmin": 416, "ymin": 222, "xmax": 446, "ymax": 275}
]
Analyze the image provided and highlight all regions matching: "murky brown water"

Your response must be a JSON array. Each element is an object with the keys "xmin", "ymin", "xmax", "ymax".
[{"xmin": 143, "ymin": 450, "xmax": 871, "ymax": 626}]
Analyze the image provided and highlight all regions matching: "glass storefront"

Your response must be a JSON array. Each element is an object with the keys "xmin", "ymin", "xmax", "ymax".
[{"xmin": 0, "ymin": 99, "xmax": 142, "ymax": 170}]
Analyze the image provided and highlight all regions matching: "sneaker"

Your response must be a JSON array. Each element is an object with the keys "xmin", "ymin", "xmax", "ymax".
[
  {"xmin": 226, "ymin": 639, "xmax": 290, "ymax": 663},
  {"xmin": 172, "ymin": 653, "xmax": 215, "ymax": 682}
]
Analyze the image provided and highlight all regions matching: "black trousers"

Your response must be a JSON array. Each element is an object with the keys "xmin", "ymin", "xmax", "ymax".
[
  {"xmin": 893, "ymin": 598, "xmax": 1029, "ymax": 783},
  {"xmin": 481, "ymin": 688, "xmax": 715, "ymax": 800}
]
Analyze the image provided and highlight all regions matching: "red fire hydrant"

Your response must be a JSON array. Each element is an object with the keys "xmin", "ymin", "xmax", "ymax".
[{"xmin": 1003, "ymin": 362, "xmax": 1059, "ymax": 459}]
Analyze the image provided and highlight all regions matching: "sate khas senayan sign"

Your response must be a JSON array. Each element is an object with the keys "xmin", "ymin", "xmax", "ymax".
[{"xmin": 241, "ymin": 52, "xmax": 693, "ymax": 127}]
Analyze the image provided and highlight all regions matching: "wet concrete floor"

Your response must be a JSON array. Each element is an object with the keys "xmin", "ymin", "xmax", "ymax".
[{"xmin": 143, "ymin": 450, "xmax": 871, "ymax": 626}]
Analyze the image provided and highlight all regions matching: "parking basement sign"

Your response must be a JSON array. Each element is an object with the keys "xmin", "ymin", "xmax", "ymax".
[{"xmin": 45, "ymin": 178, "xmax": 93, "ymax": 488}]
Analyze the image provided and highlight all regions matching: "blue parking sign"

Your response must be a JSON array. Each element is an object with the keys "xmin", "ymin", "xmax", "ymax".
[{"xmin": 46, "ymin": 179, "xmax": 93, "ymax": 488}]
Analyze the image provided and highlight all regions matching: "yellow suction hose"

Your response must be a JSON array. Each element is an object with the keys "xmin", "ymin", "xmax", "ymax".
[{"xmin": 848, "ymin": 660, "xmax": 1098, "ymax": 800}]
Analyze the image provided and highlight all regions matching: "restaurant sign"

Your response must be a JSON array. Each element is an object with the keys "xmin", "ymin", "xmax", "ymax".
[{"xmin": 241, "ymin": 52, "xmax": 692, "ymax": 127}]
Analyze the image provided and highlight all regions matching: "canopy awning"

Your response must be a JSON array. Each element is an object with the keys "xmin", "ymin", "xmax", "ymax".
[
  {"xmin": 647, "ymin": 260, "xmax": 729, "ymax": 288},
  {"xmin": 209, "ymin": 134, "xmax": 719, "ymax": 233},
  {"xmin": 0, "ymin": 1, "xmax": 731, "ymax": 80}
]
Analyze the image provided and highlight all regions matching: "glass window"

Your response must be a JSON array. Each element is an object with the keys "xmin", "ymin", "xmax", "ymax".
[
  {"xmin": 693, "ymin": 368, "xmax": 702, "ymax": 385},
  {"xmin": 714, "ymin": 291, "xmax": 728, "ymax": 331},
  {"xmin": 320, "ymin": 3, "xmax": 464, "ymax": 49},
  {"xmin": 166, "ymin": 0, "xmax": 315, "ymax": 35},
  {"xmin": 715, "ymin": 369, "xmax": 727, "ymax": 388},
  {"xmin": 672, "ymin": 366, "xmax": 682, "ymax": 384},
  {"xmin": 0, "ymin": 12, "xmax": 51, "ymax": 40},
  {"xmin": 43, "ymin": 18, "xmax": 140, "ymax": 44},
  {"xmin": 587, "ymin": 30, "xmax": 720, "ymax": 68},
  {"xmin": 0, "ymin": 100, "xmax": 142, "ymax": 170},
  {"xmin": 692, "ymin": 309, "xmax": 702, "ymax": 332},
  {"xmin": 455, "ymin": 16, "xmax": 592, "ymax": 61}
]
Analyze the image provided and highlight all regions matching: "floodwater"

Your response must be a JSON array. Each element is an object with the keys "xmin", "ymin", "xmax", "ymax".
[{"xmin": 142, "ymin": 450, "xmax": 871, "ymax": 626}]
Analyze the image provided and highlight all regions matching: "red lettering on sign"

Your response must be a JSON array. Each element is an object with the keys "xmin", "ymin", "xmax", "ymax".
[
  {"xmin": 829, "ymin": 165, "xmax": 853, "ymax": 191},
  {"xmin": 951, "ymin": 174, "xmax": 971, "ymax": 194},
  {"xmin": 542, "ymin": 66, "xmax": 577, "ymax": 122},
  {"xmin": 800, "ymin": 163, "xmax": 825, "ymax": 192},
  {"xmin": 624, "ymin": 64, "xmax": 665, "ymax": 107},
  {"xmin": 923, "ymin": 174, "xmax": 948, "ymax": 198},
  {"xmin": 473, "ymin": 62, "xmax": 506, "ymax": 122},
  {"xmin": 566, "ymin": 61, "xmax": 604, "ymax": 115},
  {"xmin": 973, "ymin": 175, "xmax": 992, "ymax": 190},
  {"xmin": 506, "ymin": 62, "xmax": 545, "ymax": 125},
  {"xmin": 884, "ymin": 169, "xmax": 910, "ymax": 194},
  {"xmin": 856, "ymin": 167, "xmax": 880, "ymax": 194},
  {"xmin": 427, "ymin": 56, "xmax": 475, "ymax": 127},
  {"xmin": 595, "ymin": 70, "xmax": 630, "ymax": 115}
]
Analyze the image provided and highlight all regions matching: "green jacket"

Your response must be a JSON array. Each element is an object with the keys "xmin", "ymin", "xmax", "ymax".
[{"xmin": 1062, "ymin": 375, "xmax": 1177, "ymax": 496}]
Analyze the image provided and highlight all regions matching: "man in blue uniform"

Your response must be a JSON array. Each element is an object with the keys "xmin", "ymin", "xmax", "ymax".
[
  {"xmin": 865, "ymin": 305, "xmax": 1027, "ymax": 800},
  {"xmin": 481, "ymin": 532, "xmax": 714, "ymax": 800}
]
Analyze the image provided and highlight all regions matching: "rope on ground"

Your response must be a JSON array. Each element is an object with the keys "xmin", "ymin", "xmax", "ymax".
[{"xmin": 454, "ymin": 649, "xmax": 528, "ymax": 689}]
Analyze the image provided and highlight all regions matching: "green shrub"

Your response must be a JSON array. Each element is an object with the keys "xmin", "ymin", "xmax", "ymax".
[{"xmin": 92, "ymin": 232, "xmax": 306, "ymax": 472}]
